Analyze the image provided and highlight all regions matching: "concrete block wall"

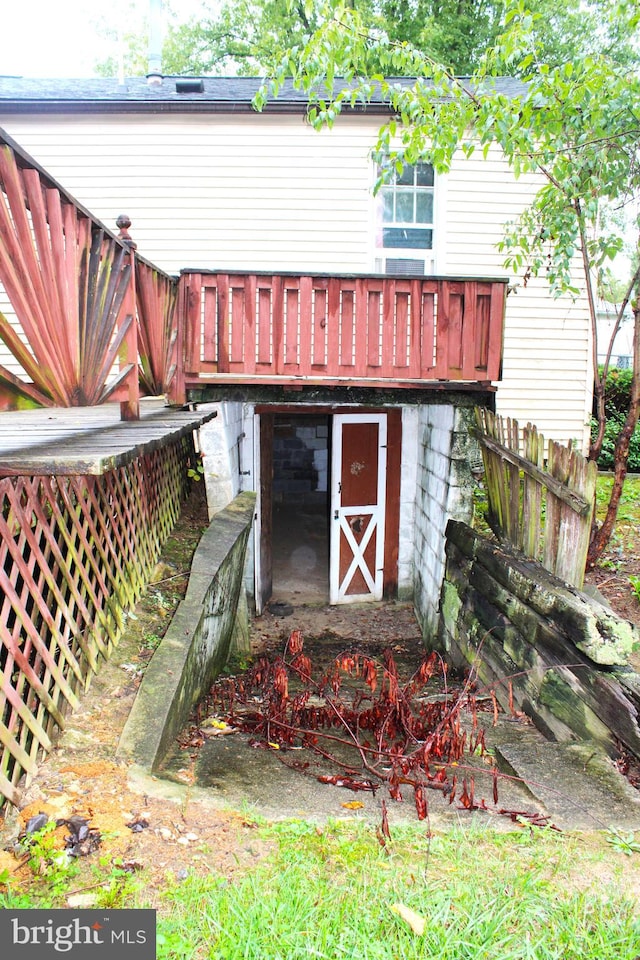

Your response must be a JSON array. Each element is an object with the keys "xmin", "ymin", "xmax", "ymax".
[
  {"xmin": 398, "ymin": 407, "xmax": 419, "ymax": 599},
  {"xmin": 272, "ymin": 417, "xmax": 329, "ymax": 504},
  {"xmin": 198, "ymin": 401, "xmax": 255, "ymax": 613},
  {"xmin": 198, "ymin": 401, "xmax": 245, "ymax": 517},
  {"xmin": 413, "ymin": 404, "xmax": 477, "ymax": 640}
]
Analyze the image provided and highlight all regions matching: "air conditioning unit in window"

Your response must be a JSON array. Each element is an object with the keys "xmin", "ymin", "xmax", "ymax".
[
  {"xmin": 383, "ymin": 257, "xmax": 426, "ymax": 276},
  {"xmin": 374, "ymin": 256, "xmax": 435, "ymax": 275}
]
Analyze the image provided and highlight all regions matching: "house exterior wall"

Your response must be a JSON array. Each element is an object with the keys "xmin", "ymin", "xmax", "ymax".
[
  {"xmin": 412, "ymin": 404, "xmax": 478, "ymax": 639},
  {"xmin": 0, "ymin": 112, "xmax": 592, "ymax": 449},
  {"xmin": 445, "ymin": 148, "xmax": 592, "ymax": 450}
]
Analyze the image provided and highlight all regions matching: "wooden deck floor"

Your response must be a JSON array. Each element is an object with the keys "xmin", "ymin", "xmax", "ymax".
[{"xmin": 0, "ymin": 400, "xmax": 217, "ymax": 475}]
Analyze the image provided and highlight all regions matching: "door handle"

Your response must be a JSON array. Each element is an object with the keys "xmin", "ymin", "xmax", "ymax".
[{"xmin": 334, "ymin": 510, "xmax": 339, "ymax": 520}]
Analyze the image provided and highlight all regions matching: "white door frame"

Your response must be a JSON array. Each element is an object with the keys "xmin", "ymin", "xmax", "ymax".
[{"xmin": 330, "ymin": 413, "xmax": 387, "ymax": 604}]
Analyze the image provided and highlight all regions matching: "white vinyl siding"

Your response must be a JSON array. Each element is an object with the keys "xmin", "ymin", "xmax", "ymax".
[
  {"xmin": 0, "ymin": 282, "xmax": 32, "ymax": 380},
  {"xmin": 0, "ymin": 114, "xmax": 376, "ymax": 274},
  {"xmin": 444, "ymin": 146, "xmax": 592, "ymax": 450},
  {"xmin": 0, "ymin": 112, "xmax": 592, "ymax": 449}
]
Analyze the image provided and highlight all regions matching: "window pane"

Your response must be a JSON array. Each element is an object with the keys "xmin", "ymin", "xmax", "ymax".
[
  {"xmin": 381, "ymin": 189, "xmax": 394, "ymax": 222},
  {"xmin": 396, "ymin": 166, "xmax": 415, "ymax": 186},
  {"xmin": 395, "ymin": 192, "xmax": 414, "ymax": 223},
  {"xmin": 416, "ymin": 163, "xmax": 434, "ymax": 186},
  {"xmin": 382, "ymin": 227, "xmax": 433, "ymax": 249},
  {"xmin": 416, "ymin": 193, "xmax": 434, "ymax": 224}
]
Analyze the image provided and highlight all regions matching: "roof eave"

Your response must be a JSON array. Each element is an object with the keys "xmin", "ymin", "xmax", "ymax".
[{"xmin": 0, "ymin": 99, "xmax": 392, "ymax": 117}]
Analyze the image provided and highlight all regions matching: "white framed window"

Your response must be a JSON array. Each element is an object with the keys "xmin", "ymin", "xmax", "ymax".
[{"xmin": 374, "ymin": 162, "xmax": 436, "ymax": 275}]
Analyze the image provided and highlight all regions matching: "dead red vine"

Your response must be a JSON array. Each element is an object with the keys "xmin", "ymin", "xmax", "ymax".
[{"xmin": 195, "ymin": 631, "xmax": 554, "ymax": 829}]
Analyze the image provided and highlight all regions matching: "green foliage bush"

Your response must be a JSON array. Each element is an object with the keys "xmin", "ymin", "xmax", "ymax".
[
  {"xmin": 593, "ymin": 367, "xmax": 640, "ymax": 472},
  {"xmin": 601, "ymin": 367, "xmax": 634, "ymax": 419},
  {"xmin": 592, "ymin": 416, "xmax": 640, "ymax": 471}
]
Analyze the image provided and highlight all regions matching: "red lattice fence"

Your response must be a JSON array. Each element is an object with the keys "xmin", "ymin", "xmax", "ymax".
[{"xmin": 0, "ymin": 436, "xmax": 192, "ymax": 807}]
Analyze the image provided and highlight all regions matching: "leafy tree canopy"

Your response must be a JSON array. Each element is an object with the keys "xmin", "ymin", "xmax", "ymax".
[
  {"xmin": 96, "ymin": 0, "xmax": 638, "ymax": 79},
  {"xmin": 254, "ymin": 1, "xmax": 639, "ymax": 296},
  {"xmin": 253, "ymin": 0, "xmax": 640, "ymax": 563}
]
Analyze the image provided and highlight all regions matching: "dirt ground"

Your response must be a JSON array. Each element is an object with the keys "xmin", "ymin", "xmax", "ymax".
[
  {"xmin": 2, "ymin": 481, "xmax": 640, "ymax": 903},
  {"xmin": 0, "ymin": 486, "xmax": 440, "ymax": 901},
  {"xmin": 585, "ymin": 548, "xmax": 640, "ymax": 632}
]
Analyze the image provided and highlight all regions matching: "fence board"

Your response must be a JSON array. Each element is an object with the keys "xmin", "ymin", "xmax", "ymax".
[
  {"xmin": 522, "ymin": 424, "xmax": 544, "ymax": 557},
  {"xmin": 311, "ymin": 281, "xmax": 329, "ymax": 367},
  {"xmin": 474, "ymin": 409, "xmax": 596, "ymax": 588}
]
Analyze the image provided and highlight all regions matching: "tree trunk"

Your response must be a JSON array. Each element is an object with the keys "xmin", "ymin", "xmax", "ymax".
[
  {"xmin": 587, "ymin": 295, "xmax": 640, "ymax": 567},
  {"xmin": 589, "ymin": 374, "xmax": 606, "ymax": 463}
]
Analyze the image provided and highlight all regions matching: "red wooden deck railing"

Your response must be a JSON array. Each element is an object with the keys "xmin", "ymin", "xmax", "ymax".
[
  {"xmin": 181, "ymin": 271, "xmax": 506, "ymax": 388},
  {"xmin": 1, "ymin": 124, "xmax": 506, "ymax": 410},
  {"xmin": 0, "ymin": 129, "xmax": 179, "ymax": 418}
]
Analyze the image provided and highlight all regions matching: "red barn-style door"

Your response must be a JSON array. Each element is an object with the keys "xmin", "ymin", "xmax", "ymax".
[{"xmin": 330, "ymin": 413, "xmax": 387, "ymax": 603}]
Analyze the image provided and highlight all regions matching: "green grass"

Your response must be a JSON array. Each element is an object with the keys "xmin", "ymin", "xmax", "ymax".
[
  {"xmin": 149, "ymin": 821, "xmax": 640, "ymax": 960},
  {"xmin": 5, "ymin": 819, "xmax": 639, "ymax": 957},
  {"xmin": 595, "ymin": 473, "xmax": 640, "ymax": 513}
]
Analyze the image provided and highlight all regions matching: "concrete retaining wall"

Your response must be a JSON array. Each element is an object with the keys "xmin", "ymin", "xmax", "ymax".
[
  {"xmin": 198, "ymin": 401, "xmax": 246, "ymax": 517},
  {"xmin": 117, "ymin": 491, "xmax": 256, "ymax": 772},
  {"xmin": 437, "ymin": 519, "xmax": 640, "ymax": 761}
]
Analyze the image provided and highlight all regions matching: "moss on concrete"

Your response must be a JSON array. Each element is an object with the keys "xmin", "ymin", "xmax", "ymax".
[{"xmin": 117, "ymin": 491, "xmax": 256, "ymax": 773}]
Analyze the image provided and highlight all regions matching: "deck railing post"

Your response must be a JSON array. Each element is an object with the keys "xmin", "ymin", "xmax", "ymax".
[
  {"xmin": 116, "ymin": 215, "xmax": 140, "ymax": 421},
  {"xmin": 169, "ymin": 275, "xmax": 187, "ymax": 405}
]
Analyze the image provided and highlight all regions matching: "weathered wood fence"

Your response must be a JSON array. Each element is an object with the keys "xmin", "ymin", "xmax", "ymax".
[
  {"xmin": 0, "ymin": 128, "xmax": 180, "ymax": 417},
  {"xmin": 474, "ymin": 409, "xmax": 598, "ymax": 588},
  {"xmin": 0, "ymin": 436, "xmax": 193, "ymax": 807}
]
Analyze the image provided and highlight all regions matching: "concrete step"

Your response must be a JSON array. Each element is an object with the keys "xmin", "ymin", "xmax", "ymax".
[{"xmin": 494, "ymin": 731, "xmax": 640, "ymax": 830}]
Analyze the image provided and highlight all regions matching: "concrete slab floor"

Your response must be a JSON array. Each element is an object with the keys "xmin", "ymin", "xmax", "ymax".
[
  {"xmin": 271, "ymin": 502, "xmax": 329, "ymax": 604},
  {"xmin": 9, "ymin": 600, "xmax": 640, "ymax": 836},
  {"xmin": 156, "ymin": 601, "xmax": 640, "ymax": 831}
]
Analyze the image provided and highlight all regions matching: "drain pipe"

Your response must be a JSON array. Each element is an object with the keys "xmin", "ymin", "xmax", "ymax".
[{"xmin": 147, "ymin": 0, "xmax": 163, "ymax": 85}]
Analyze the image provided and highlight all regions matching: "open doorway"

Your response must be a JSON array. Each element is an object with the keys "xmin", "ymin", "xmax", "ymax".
[
  {"xmin": 270, "ymin": 413, "xmax": 331, "ymax": 604},
  {"xmin": 255, "ymin": 406, "xmax": 401, "ymax": 613}
]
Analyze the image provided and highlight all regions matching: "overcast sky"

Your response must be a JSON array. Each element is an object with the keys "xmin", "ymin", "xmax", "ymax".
[
  {"xmin": 1, "ymin": 0, "xmax": 206, "ymax": 79},
  {"xmin": 2, "ymin": 2, "xmax": 113, "ymax": 78}
]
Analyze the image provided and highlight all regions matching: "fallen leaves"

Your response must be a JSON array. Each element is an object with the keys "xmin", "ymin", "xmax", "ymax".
[{"xmin": 390, "ymin": 903, "xmax": 426, "ymax": 936}]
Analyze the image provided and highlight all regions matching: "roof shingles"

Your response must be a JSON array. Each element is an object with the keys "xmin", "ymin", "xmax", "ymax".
[{"xmin": 0, "ymin": 75, "xmax": 526, "ymax": 114}]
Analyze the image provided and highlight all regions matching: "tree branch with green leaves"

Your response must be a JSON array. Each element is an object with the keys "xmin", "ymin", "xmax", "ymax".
[{"xmin": 256, "ymin": 0, "xmax": 640, "ymax": 567}]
